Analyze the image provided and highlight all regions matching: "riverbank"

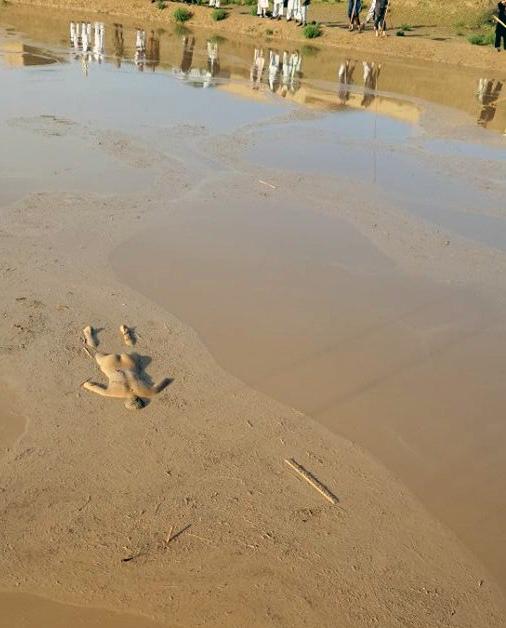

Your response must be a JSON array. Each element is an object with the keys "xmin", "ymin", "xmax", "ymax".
[{"xmin": 5, "ymin": 0, "xmax": 506, "ymax": 72}]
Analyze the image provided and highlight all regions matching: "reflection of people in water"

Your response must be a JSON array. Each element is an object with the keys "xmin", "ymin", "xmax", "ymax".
[
  {"xmin": 280, "ymin": 51, "xmax": 290, "ymax": 97},
  {"xmin": 113, "ymin": 23, "xmax": 124, "ymax": 68},
  {"xmin": 289, "ymin": 50, "xmax": 302, "ymax": 94},
  {"xmin": 337, "ymin": 60, "xmax": 355, "ymax": 104},
  {"xmin": 180, "ymin": 36, "xmax": 195, "ymax": 75},
  {"xmin": 268, "ymin": 50, "xmax": 281, "ymax": 92},
  {"xmin": 250, "ymin": 48, "xmax": 265, "ymax": 90},
  {"xmin": 361, "ymin": 61, "xmax": 381, "ymax": 107},
  {"xmin": 70, "ymin": 22, "xmax": 80, "ymax": 54},
  {"xmin": 146, "ymin": 30, "xmax": 160, "ymax": 72},
  {"xmin": 135, "ymin": 29, "xmax": 146, "ymax": 71},
  {"xmin": 477, "ymin": 79, "xmax": 503, "ymax": 127},
  {"xmin": 496, "ymin": 0, "xmax": 506, "ymax": 51},
  {"xmin": 93, "ymin": 22, "xmax": 105, "ymax": 64},
  {"xmin": 206, "ymin": 40, "xmax": 220, "ymax": 84}
]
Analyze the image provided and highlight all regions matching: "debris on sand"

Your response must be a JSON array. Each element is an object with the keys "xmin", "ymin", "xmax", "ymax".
[{"xmin": 284, "ymin": 458, "xmax": 342, "ymax": 507}]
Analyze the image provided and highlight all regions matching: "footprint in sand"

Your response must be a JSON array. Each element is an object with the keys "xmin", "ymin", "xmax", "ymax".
[{"xmin": 81, "ymin": 325, "xmax": 171, "ymax": 410}]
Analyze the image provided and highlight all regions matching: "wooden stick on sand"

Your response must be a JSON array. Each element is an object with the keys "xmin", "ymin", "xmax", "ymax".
[
  {"xmin": 165, "ymin": 525, "xmax": 174, "ymax": 545},
  {"xmin": 284, "ymin": 458, "xmax": 342, "ymax": 507}
]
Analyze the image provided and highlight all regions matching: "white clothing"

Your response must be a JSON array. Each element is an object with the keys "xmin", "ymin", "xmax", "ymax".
[
  {"xmin": 257, "ymin": 0, "xmax": 269, "ymax": 16},
  {"xmin": 365, "ymin": 0, "xmax": 376, "ymax": 23},
  {"xmin": 272, "ymin": 0, "xmax": 284, "ymax": 17}
]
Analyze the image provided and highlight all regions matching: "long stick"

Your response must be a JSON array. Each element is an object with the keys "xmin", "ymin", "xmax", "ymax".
[
  {"xmin": 284, "ymin": 458, "xmax": 341, "ymax": 506},
  {"xmin": 350, "ymin": 0, "xmax": 358, "ymax": 27},
  {"xmin": 382, "ymin": 0, "xmax": 391, "ymax": 33},
  {"xmin": 493, "ymin": 15, "xmax": 506, "ymax": 30}
]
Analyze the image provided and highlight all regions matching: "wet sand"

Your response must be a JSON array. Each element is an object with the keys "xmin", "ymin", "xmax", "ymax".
[
  {"xmin": 0, "ymin": 592, "xmax": 163, "ymax": 628},
  {"xmin": 0, "ymin": 386, "xmax": 25, "ymax": 451},
  {"xmin": 1, "ymin": 7, "xmax": 506, "ymax": 627}
]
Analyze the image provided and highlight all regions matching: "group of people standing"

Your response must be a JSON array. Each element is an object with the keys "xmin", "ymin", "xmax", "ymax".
[
  {"xmin": 347, "ymin": 0, "xmax": 389, "ymax": 35},
  {"xmin": 256, "ymin": 0, "xmax": 311, "ymax": 26}
]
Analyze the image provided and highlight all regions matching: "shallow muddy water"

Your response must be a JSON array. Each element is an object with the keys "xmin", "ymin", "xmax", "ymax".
[
  {"xmin": 0, "ymin": 592, "xmax": 163, "ymax": 628},
  {"xmin": 2, "ymin": 0, "xmax": 506, "ymax": 614}
]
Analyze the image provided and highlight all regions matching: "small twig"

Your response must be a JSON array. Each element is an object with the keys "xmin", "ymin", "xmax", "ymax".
[
  {"xmin": 165, "ymin": 523, "xmax": 191, "ymax": 545},
  {"xmin": 284, "ymin": 458, "xmax": 343, "ymax": 508},
  {"xmin": 258, "ymin": 179, "xmax": 276, "ymax": 189},
  {"xmin": 187, "ymin": 532, "xmax": 215, "ymax": 546},
  {"xmin": 165, "ymin": 525, "xmax": 174, "ymax": 545}
]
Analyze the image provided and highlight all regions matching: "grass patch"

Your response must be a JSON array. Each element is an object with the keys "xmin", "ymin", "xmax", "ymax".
[
  {"xmin": 174, "ymin": 7, "xmax": 192, "ymax": 22},
  {"xmin": 303, "ymin": 23, "xmax": 322, "ymax": 39},
  {"xmin": 398, "ymin": 23, "xmax": 413, "ymax": 32},
  {"xmin": 467, "ymin": 29, "xmax": 495, "ymax": 46},
  {"xmin": 156, "ymin": 0, "xmax": 167, "ymax": 8},
  {"xmin": 396, "ymin": 30, "xmax": 405, "ymax": 36},
  {"xmin": 250, "ymin": 5, "xmax": 258, "ymax": 15},
  {"xmin": 301, "ymin": 44, "xmax": 320, "ymax": 56},
  {"xmin": 211, "ymin": 7, "xmax": 228, "ymax": 20},
  {"xmin": 209, "ymin": 34, "xmax": 227, "ymax": 44}
]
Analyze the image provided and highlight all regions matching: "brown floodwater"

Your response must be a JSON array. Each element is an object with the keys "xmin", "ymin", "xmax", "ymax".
[
  {"xmin": 1, "ymin": 0, "xmax": 506, "ymax": 615},
  {"xmin": 0, "ymin": 592, "xmax": 165, "ymax": 628}
]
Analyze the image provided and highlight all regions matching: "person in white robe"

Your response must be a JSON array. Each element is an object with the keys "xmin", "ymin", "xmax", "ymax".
[
  {"xmin": 257, "ymin": 0, "xmax": 269, "ymax": 18},
  {"xmin": 272, "ymin": 0, "xmax": 284, "ymax": 19}
]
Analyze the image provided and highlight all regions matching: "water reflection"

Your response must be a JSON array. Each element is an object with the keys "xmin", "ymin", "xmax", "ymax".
[
  {"xmin": 4, "ymin": 15, "xmax": 504, "ymax": 134},
  {"xmin": 69, "ymin": 21, "xmax": 104, "ymax": 74},
  {"xmin": 477, "ymin": 78, "xmax": 503, "ymax": 129}
]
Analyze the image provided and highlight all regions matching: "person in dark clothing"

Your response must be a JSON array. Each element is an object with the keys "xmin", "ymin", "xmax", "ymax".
[
  {"xmin": 374, "ymin": 0, "xmax": 388, "ymax": 36},
  {"xmin": 496, "ymin": 1, "xmax": 506, "ymax": 51},
  {"xmin": 347, "ymin": 0, "xmax": 362, "ymax": 31}
]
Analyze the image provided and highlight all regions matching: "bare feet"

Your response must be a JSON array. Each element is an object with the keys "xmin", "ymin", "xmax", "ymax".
[
  {"xmin": 120, "ymin": 324, "xmax": 135, "ymax": 347},
  {"xmin": 83, "ymin": 325, "xmax": 98, "ymax": 348}
]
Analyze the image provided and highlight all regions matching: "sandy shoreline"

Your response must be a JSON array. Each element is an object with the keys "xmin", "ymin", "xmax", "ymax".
[
  {"xmin": 1, "ymin": 9, "xmax": 506, "ymax": 626},
  {"xmin": 6, "ymin": 0, "xmax": 506, "ymax": 73}
]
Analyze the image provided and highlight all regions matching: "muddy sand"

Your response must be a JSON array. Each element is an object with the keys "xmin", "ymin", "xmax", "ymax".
[{"xmin": 1, "ymin": 5, "xmax": 506, "ymax": 628}]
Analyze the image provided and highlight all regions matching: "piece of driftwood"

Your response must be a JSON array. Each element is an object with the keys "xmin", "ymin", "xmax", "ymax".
[{"xmin": 284, "ymin": 458, "xmax": 341, "ymax": 506}]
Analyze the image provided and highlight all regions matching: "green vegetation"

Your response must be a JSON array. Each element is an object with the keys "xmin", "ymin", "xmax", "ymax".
[
  {"xmin": 156, "ymin": 0, "xmax": 167, "ymax": 9},
  {"xmin": 398, "ymin": 23, "xmax": 413, "ymax": 32},
  {"xmin": 303, "ymin": 23, "xmax": 322, "ymax": 39},
  {"xmin": 211, "ymin": 8, "xmax": 228, "ymax": 20},
  {"xmin": 250, "ymin": 5, "xmax": 258, "ymax": 15},
  {"xmin": 468, "ymin": 30, "xmax": 495, "ymax": 46},
  {"xmin": 173, "ymin": 7, "xmax": 192, "ymax": 22},
  {"xmin": 396, "ymin": 30, "xmax": 405, "ymax": 36},
  {"xmin": 301, "ymin": 44, "xmax": 320, "ymax": 56}
]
